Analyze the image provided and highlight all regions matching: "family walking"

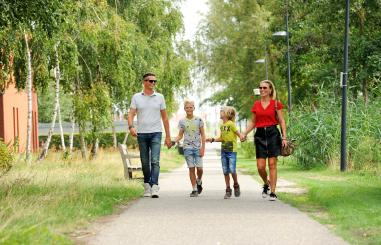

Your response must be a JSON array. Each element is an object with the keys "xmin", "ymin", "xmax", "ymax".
[{"xmin": 128, "ymin": 73, "xmax": 287, "ymax": 201}]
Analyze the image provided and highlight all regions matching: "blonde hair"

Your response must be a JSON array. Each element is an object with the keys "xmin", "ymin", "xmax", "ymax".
[
  {"xmin": 183, "ymin": 98, "xmax": 195, "ymax": 108},
  {"xmin": 222, "ymin": 106, "xmax": 236, "ymax": 121},
  {"xmin": 260, "ymin": 80, "xmax": 277, "ymax": 100}
]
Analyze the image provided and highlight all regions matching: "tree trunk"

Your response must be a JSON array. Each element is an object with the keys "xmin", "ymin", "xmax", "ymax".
[
  {"xmin": 69, "ymin": 109, "xmax": 75, "ymax": 154},
  {"xmin": 38, "ymin": 43, "xmax": 61, "ymax": 161},
  {"xmin": 112, "ymin": 122, "xmax": 117, "ymax": 148},
  {"xmin": 79, "ymin": 125, "xmax": 87, "ymax": 160},
  {"xmin": 90, "ymin": 137, "xmax": 99, "ymax": 159},
  {"xmin": 57, "ymin": 104, "xmax": 66, "ymax": 151},
  {"xmin": 53, "ymin": 44, "xmax": 66, "ymax": 152},
  {"xmin": 24, "ymin": 32, "xmax": 33, "ymax": 165}
]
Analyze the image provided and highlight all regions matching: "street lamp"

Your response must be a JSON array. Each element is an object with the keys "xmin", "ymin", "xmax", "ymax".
[{"xmin": 273, "ymin": 10, "xmax": 292, "ymax": 113}]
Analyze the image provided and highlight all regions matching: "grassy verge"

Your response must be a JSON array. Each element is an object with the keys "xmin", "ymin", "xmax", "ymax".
[
  {"xmin": 159, "ymin": 147, "xmax": 184, "ymax": 172},
  {"xmin": 238, "ymin": 157, "xmax": 381, "ymax": 245},
  {"xmin": 0, "ymin": 148, "xmax": 182, "ymax": 245}
]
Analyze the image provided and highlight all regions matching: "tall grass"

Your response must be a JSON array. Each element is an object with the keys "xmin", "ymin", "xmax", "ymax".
[{"xmin": 289, "ymin": 91, "xmax": 381, "ymax": 170}]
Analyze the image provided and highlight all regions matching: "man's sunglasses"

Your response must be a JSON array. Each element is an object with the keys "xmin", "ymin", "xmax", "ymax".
[{"xmin": 144, "ymin": 79, "xmax": 157, "ymax": 84}]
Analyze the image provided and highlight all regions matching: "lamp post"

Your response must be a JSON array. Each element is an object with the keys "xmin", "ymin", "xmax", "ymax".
[
  {"xmin": 340, "ymin": 0, "xmax": 350, "ymax": 172},
  {"xmin": 273, "ymin": 9, "xmax": 292, "ymax": 113}
]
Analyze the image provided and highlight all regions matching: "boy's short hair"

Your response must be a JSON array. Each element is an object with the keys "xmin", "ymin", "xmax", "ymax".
[
  {"xmin": 184, "ymin": 98, "xmax": 195, "ymax": 108},
  {"xmin": 222, "ymin": 106, "xmax": 236, "ymax": 121}
]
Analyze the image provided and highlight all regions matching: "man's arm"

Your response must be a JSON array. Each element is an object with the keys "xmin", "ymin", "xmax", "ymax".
[
  {"xmin": 160, "ymin": 109, "xmax": 172, "ymax": 148},
  {"xmin": 128, "ymin": 108, "xmax": 137, "ymax": 137}
]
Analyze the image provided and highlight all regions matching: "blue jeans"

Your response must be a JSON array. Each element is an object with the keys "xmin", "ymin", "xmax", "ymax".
[
  {"xmin": 221, "ymin": 151, "xmax": 237, "ymax": 175},
  {"xmin": 183, "ymin": 148, "xmax": 203, "ymax": 168},
  {"xmin": 137, "ymin": 132, "xmax": 162, "ymax": 185}
]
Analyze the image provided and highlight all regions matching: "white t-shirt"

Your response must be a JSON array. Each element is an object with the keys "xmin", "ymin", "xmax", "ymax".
[{"xmin": 130, "ymin": 92, "xmax": 166, "ymax": 133}]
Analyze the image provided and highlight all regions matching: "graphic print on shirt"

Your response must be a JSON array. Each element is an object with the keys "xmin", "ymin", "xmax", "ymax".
[
  {"xmin": 220, "ymin": 121, "xmax": 237, "ymax": 152},
  {"xmin": 179, "ymin": 117, "xmax": 204, "ymax": 149}
]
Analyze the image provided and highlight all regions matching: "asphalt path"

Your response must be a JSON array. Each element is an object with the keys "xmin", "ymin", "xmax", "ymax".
[{"xmin": 83, "ymin": 143, "xmax": 348, "ymax": 245}]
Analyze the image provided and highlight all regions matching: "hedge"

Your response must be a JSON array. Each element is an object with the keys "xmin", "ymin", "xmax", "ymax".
[
  {"xmin": 39, "ymin": 132, "xmax": 138, "ymax": 150},
  {"xmin": 0, "ymin": 140, "xmax": 14, "ymax": 176}
]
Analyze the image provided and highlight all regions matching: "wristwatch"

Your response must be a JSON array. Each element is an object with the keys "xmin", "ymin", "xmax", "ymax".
[{"xmin": 128, "ymin": 125, "xmax": 134, "ymax": 130}]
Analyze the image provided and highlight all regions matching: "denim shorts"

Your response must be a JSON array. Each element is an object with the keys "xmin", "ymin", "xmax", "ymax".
[
  {"xmin": 183, "ymin": 148, "xmax": 203, "ymax": 168},
  {"xmin": 221, "ymin": 151, "xmax": 237, "ymax": 175}
]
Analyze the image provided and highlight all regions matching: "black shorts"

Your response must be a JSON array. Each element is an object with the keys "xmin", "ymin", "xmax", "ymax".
[{"xmin": 254, "ymin": 125, "xmax": 282, "ymax": 159}]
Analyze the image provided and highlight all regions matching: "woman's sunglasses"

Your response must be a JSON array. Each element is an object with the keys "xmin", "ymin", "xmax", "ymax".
[{"xmin": 259, "ymin": 86, "xmax": 269, "ymax": 90}]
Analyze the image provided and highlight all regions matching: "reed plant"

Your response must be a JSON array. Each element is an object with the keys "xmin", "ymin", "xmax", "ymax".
[{"xmin": 289, "ymin": 91, "xmax": 380, "ymax": 171}]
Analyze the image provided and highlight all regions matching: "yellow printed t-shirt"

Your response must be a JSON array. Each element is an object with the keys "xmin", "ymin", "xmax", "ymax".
[{"xmin": 220, "ymin": 120, "xmax": 238, "ymax": 152}]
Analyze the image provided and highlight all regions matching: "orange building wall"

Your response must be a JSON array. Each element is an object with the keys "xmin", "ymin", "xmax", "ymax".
[{"xmin": 0, "ymin": 82, "xmax": 38, "ymax": 152}]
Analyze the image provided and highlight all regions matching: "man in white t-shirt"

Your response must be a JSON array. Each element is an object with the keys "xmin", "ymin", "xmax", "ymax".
[{"xmin": 128, "ymin": 72, "xmax": 172, "ymax": 198}]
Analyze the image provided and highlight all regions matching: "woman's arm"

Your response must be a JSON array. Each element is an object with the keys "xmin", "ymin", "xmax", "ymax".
[
  {"xmin": 242, "ymin": 114, "xmax": 256, "ymax": 139},
  {"xmin": 276, "ymin": 109, "xmax": 288, "ymax": 146}
]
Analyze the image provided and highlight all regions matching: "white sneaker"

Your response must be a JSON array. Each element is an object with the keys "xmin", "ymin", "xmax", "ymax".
[
  {"xmin": 143, "ymin": 183, "xmax": 151, "ymax": 197},
  {"xmin": 151, "ymin": 184, "xmax": 160, "ymax": 198}
]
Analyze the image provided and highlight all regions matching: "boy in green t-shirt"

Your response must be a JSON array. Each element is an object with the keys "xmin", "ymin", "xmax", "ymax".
[{"xmin": 207, "ymin": 106, "xmax": 244, "ymax": 199}]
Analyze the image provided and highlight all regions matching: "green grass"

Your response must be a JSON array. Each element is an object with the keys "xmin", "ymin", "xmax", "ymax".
[
  {"xmin": 238, "ymin": 158, "xmax": 381, "ymax": 245},
  {"xmin": 0, "ymin": 148, "xmax": 182, "ymax": 245},
  {"xmin": 160, "ymin": 147, "xmax": 185, "ymax": 172}
]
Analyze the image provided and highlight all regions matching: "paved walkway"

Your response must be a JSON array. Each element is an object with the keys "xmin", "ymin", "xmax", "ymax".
[{"xmin": 82, "ymin": 144, "xmax": 348, "ymax": 245}]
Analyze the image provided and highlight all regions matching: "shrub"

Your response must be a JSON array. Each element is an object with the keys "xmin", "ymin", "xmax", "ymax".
[
  {"xmin": 239, "ymin": 141, "xmax": 256, "ymax": 158},
  {"xmin": 0, "ymin": 140, "xmax": 14, "ymax": 176},
  {"xmin": 39, "ymin": 132, "xmax": 138, "ymax": 150}
]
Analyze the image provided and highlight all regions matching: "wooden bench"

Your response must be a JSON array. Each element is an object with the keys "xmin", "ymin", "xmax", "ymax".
[{"xmin": 118, "ymin": 143, "xmax": 142, "ymax": 180}]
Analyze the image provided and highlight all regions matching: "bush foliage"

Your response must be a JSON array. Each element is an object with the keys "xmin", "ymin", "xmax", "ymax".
[
  {"xmin": 0, "ymin": 140, "xmax": 14, "ymax": 176},
  {"xmin": 39, "ymin": 132, "xmax": 138, "ymax": 150}
]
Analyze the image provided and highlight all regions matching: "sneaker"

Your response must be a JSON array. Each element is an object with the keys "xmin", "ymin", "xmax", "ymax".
[
  {"xmin": 190, "ymin": 190, "xmax": 198, "ymax": 197},
  {"xmin": 151, "ymin": 184, "xmax": 160, "ymax": 198},
  {"xmin": 224, "ymin": 187, "xmax": 232, "ymax": 199},
  {"xmin": 143, "ymin": 183, "xmax": 151, "ymax": 197},
  {"xmin": 262, "ymin": 184, "xmax": 270, "ymax": 198},
  {"xmin": 233, "ymin": 184, "xmax": 241, "ymax": 197},
  {"xmin": 269, "ymin": 192, "xmax": 277, "ymax": 201},
  {"xmin": 197, "ymin": 180, "xmax": 203, "ymax": 194}
]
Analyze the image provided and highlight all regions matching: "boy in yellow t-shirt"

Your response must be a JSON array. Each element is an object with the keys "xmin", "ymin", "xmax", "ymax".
[{"xmin": 206, "ymin": 106, "xmax": 244, "ymax": 199}]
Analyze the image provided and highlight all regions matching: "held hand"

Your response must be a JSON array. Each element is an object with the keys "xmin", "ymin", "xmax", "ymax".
[
  {"xmin": 206, "ymin": 138, "xmax": 212, "ymax": 143},
  {"xmin": 240, "ymin": 134, "xmax": 247, "ymax": 142},
  {"xmin": 282, "ymin": 138, "xmax": 288, "ymax": 148},
  {"xmin": 165, "ymin": 137, "xmax": 172, "ymax": 149},
  {"xmin": 129, "ymin": 127, "xmax": 137, "ymax": 137}
]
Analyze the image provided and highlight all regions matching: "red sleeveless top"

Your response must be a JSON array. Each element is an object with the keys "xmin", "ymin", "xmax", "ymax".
[{"xmin": 251, "ymin": 99, "xmax": 283, "ymax": 128}]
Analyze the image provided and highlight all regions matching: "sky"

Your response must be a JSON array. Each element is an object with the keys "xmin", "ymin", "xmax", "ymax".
[
  {"xmin": 169, "ymin": 0, "xmax": 223, "ymax": 133},
  {"xmin": 180, "ymin": 0, "xmax": 208, "ymax": 40}
]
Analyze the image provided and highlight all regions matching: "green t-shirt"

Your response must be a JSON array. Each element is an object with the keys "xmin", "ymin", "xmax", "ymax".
[{"xmin": 220, "ymin": 120, "xmax": 238, "ymax": 152}]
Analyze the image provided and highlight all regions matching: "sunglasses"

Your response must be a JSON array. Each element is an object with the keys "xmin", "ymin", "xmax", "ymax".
[
  {"xmin": 259, "ymin": 86, "xmax": 269, "ymax": 90},
  {"xmin": 144, "ymin": 79, "xmax": 157, "ymax": 84}
]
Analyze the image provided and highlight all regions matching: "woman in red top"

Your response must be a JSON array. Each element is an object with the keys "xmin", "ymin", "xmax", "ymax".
[{"xmin": 242, "ymin": 80, "xmax": 287, "ymax": 201}]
